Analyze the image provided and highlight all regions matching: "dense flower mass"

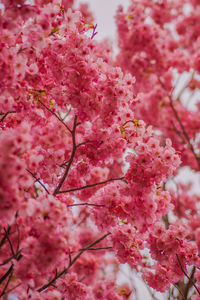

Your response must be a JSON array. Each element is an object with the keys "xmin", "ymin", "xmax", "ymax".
[{"xmin": 0, "ymin": 0, "xmax": 200, "ymax": 299}]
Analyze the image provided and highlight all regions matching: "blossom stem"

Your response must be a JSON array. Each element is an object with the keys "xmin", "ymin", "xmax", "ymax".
[
  {"xmin": 176, "ymin": 254, "xmax": 200, "ymax": 296},
  {"xmin": 37, "ymin": 232, "xmax": 111, "ymax": 293},
  {"xmin": 0, "ymin": 111, "xmax": 16, "ymax": 122},
  {"xmin": 53, "ymin": 115, "xmax": 78, "ymax": 195},
  {"xmin": 158, "ymin": 77, "xmax": 200, "ymax": 169},
  {"xmin": 26, "ymin": 169, "xmax": 50, "ymax": 194},
  {"xmin": 38, "ymin": 99, "xmax": 71, "ymax": 133},
  {"xmin": 58, "ymin": 176, "xmax": 126, "ymax": 194},
  {"xmin": 67, "ymin": 203, "xmax": 105, "ymax": 207}
]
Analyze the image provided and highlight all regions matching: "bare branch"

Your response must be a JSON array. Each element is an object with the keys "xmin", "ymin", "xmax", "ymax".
[
  {"xmin": 184, "ymin": 266, "xmax": 196, "ymax": 299},
  {"xmin": 53, "ymin": 115, "xmax": 78, "ymax": 195},
  {"xmin": 173, "ymin": 283, "xmax": 187, "ymax": 300},
  {"xmin": 176, "ymin": 254, "xmax": 200, "ymax": 296},
  {"xmin": 4, "ymin": 228, "xmax": 16, "ymax": 258},
  {"xmin": 67, "ymin": 203, "xmax": 105, "ymax": 207},
  {"xmin": 38, "ymin": 99, "xmax": 71, "ymax": 133},
  {"xmin": 0, "ymin": 264, "xmax": 14, "ymax": 285},
  {"xmin": 0, "ymin": 226, "xmax": 11, "ymax": 249},
  {"xmin": 37, "ymin": 232, "xmax": 110, "ymax": 293},
  {"xmin": 158, "ymin": 77, "xmax": 200, "ymax": 169},
  {"xmin": 80, "ymin": 246, "xmax": 112, "ymax": 251},
  {"xmin": 0, "ymin": 265, "xmax": 14, "ymax": 297},
  {"xmin": 0, "ymin": 111, "xmax": 16, "ymax": 122},
  {"xmin": 2, "ymin": 283, "xmax": 21, "ymax": 297},
  {"xmin": 58, "ymin": 176, "xmax": 126, "ymax": 194},
  {"xmin": 26, "ymin": 169, "xmax": 50, "ymax": 195}
]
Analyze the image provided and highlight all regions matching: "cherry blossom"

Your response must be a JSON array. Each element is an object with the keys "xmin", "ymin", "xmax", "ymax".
[{"xmin": 0, "ymin": 0, "xmax": 200, "ymax": 299}]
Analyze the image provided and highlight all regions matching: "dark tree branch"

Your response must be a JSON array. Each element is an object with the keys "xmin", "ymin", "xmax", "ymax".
[
  {"xmin": 26, "ymin": 169, "xmax": 50, "ymax": 195},
  {"xmin": 0, "ymin": 264, "xmax": 14, "ymax": 285},
  {"xmin": 184, "ymin": 266, "xmax": 196, "ymax": 299},
  {"xmin": 53, "ymin": 115, "xmax": 78, "ymax": 195},
  {"xmin": 0, "ymin": 111, "xmax": 16, "ymax": 122},
  {"xmin": 3, "ymin": 226, "xmax": 22, "ymax": 262},
  {"xmin": 176, "ymin": 254, "xmax": 200, "ymax": 296},
  {"xmin": 158, "ymin": 77, "xmax": 200, "ymax": 169},
  {"xmin": 2, "ymin": 283, "xmax": 21, "ymax": 297},
  {"xmin": 0, "ymin": 226, "xmax": 11, "ymax": 249},
  {"xmin": 38, "ymin": 99, "xmax": 71, "ymax": 133},
  {"xmin": 58, "ymin": 176, "xmax": 126, "ymax": 194},
  {"xmin": 37, "ymin": 232, "xmax": 111, "ymax": 293},
  {"xmin": 67, "ymin": 203, "xmax": 105, "ymax": 207},
  {"xmin": 173, "ymin": 283, "xmax": 187, "ymax": 300},
  {"xmin": 80, "ymin": 246, "xmax": 112, "ymax": 251},
  {"xmin": 0, "ymin": 265, "xmax": 14, "ymax": 297}
]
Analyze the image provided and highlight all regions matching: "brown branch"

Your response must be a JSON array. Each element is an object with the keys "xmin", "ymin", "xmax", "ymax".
[
  {"xmin": 173, "ymin": 283, "xmax": 187, "ymax": 300},
  {"xmin": 58, "ymin": 176, "xmax": 126, "ymax": 194},
  {"xmin": 0, "ymin": 264, "xmax": 14, "ymax": 285},
  {"xmin": 76, "ymin": 140, "xmax": 91, "ymax": 148},
  {"xmin": 158, "ymin": 77, "xmax": 200, "ymax": 169},
  {"xmin": 38, "ymin": 99, "xmax": 71, "ymax": 133},
  {"xmin": 70, "ymin": 246, "xmax": 112, "ymax": 254},
  {"xmin": 184, "ymin": 266, "xmax": 196, "ymax": 299},
  {"xmin": 171, "ymin": 120, "xmax": 186, "ymax": 145},
  {"xmin": 3, "ymin": 227, "xmax": 22, "ymax": 262},
  {"xmin": 176, "ymin": 254, "xmax": 200, "ymax": 296},
  {"xmin": 59, "ymin": 140, "xmax": 93, "ymax": 168},
  {"xmin": 2, "ymin": 283, "xmax": 21, "ymax": 297},
  {"xmin": 37, "ymin": 232, "xmax": 111, "ymax": 293},
  {"xmin": 26, "ymin": 169, "xmax": 50, "ymax": 194},
  {"xmin": 0, "ymin": 255, "xmax": 17, "ymax": 266},
  {"xmin": 16, "ymin": 223, "xmax": 21, "ymax": 254},
  {"xmin": 67, "ymin": 203, "xmax": 105, "ymax": 207},
  {"xmin": 3, "ymin": 228, "xmax": 16, "ymax": 258},
  {"xmin": 0, "ymin": 265, "xmax": 14, "ymax": 297},
  {"xmin": 0, "ymin": 111, "xmax": 16, "ymax": 122},
  {"xmin": 0, "ymin": 226, "xmax": 11, "ymax": 249},
  {"xmin": 53, "ymin": 115, "xmax": 78, "ymax": 195},
  {"xmin": 80, "ymin": 246, "xmax": 112, "ymax": 251}
]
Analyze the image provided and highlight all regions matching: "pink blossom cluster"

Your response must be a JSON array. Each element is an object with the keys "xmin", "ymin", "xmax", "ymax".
[{"xmin": 0, "ymin": 0, "xmax": 200, "ymax": 299}]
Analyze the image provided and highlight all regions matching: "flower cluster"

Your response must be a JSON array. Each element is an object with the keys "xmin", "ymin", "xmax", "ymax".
[{"xmin": 0, "ymin": 0, "xmax": 200, "ymax": 299}]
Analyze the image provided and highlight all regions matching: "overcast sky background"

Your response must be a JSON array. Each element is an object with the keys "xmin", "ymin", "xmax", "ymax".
[{"xmin": 74, "ymin": 0, "xmax": 130, "ymax": 53}]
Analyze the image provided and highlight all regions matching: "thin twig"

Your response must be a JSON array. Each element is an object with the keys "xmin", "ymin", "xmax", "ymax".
[
  {"xmin": 81, "ymin": 246, "xmax": 112, "ymax": 251},
  {"xmin": 0, "ymin": 111, "xmax": 16, "ymax": 122},
  {"xmin": 38, "ymin": 99, "xmax": 71, "ymax": 133},
  {"xmin": 16, "ymin": 223, "xmax": 20, "ymax": 254},
  {"xmin": 184, "ymin": 266, "xmax": 196, "ymax": 299},
  {"xmin": 174, "ymin": 71, "xmax": 195, "ymax": 101},
  {"xmin": 37, "ymin": 232, "xmax": 110, "ymax": 293},
  {"xmin": 69, "ymin": 246, "xmax": 112, "ymax": 254},
  {"xmin": 173, "ymin": 283, "xmax": 187, "ymax": 300},
  {"xmin": 158, "ymin": 77, "xmax": 200, "ymax": 169},
  {"xmin": 176, "ymin": 254, "xmax": 200, "ymax": 296},
  {"xmin": 0, "ymin": 226, "xmax": 11, "ymax": 248},
  {"xmin": 4, "ymin": 228, "xmax": 15, "ymax": 258},
  {"xmin": 53, "ymin": 115, "xmax": 78, "ymax": 195},
  {"xmin": 2, "ymin": 283, "xmax": 21, "ymax": 297},
  {"xmin": 0, "ymin": 255, "xmax": 16, "ymax": 266},
  {"xmin": 26, "ymin": 169, "xmax": 50, "ymax": 195},
  {"xmin": 143, "ymin": 279, "xmax": 160, "ymax": 300},
  {"xmin": 67, "ymin": 203, "xmax": 105, "ymax": 207},
  {"xmin": 0, "ymin": 266, "xmax": 14, "ymax": 297},
  {"xmin": 58, "ymin": 176, "xmax": 126, "ymax": 194},
  {"xmin": 0, "ymin": 264, "xmax": 14, "ymax": 285},
  {"xmin": 91, "ymin": 24, "xmax": 98, "ymax": 39}
]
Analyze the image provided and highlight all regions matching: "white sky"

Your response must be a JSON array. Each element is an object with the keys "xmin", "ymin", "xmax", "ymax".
[{"xmin": 74, "ymin": 0, "xmax": 130, "ymax": 53}]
